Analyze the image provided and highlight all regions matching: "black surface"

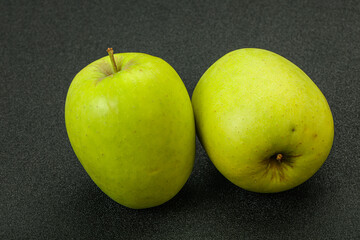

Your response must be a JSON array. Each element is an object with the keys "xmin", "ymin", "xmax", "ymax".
[{"xmin": 1, "ymin": 0, "xmax": 360, "ymax": 239}]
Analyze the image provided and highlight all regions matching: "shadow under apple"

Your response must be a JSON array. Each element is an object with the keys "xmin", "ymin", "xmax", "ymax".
[{"xmin": 56, "ymin": 140, "xmax": 332, "ymax": 239}]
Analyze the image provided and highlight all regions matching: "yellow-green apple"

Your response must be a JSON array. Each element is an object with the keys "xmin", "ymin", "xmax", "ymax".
[
  {"xmin": 65, "ymin": 48, "xmax": 195, "ymax": 209},
  {"xmin": 192, "ymin": 48, "xmax": 334, "ymax": 193}
]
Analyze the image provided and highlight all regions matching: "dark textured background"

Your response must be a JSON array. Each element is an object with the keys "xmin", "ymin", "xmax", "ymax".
[{"xmin": 1, "ymin": 0, "xmax": 359, "ymax": 239}]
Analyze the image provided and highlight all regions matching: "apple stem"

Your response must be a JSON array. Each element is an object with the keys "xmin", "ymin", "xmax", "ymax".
[
  {"xmin": 106, "ymin": 48, "xmax": 118, "ymax": 73},
  {"xmin": 276, "ymin": 153, "xmax": 283, "ymax": 162}
]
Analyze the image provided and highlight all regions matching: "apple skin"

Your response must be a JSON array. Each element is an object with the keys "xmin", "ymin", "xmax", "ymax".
[
  {"xmin": 192, "ymin": 48, "xmax": 334, "ymax": 193},
  {"xmin": 65, "ymin": 52, "xmax": 195, "ymax": 209}
]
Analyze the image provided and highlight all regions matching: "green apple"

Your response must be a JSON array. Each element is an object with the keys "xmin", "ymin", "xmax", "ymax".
[
  {"xmin": 65, "ymin": 48, "xmax": 195, "ymax": 209},
  {"xmin": 192, "ymin": 48, "xmax": 334, "ymax": 193}
]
